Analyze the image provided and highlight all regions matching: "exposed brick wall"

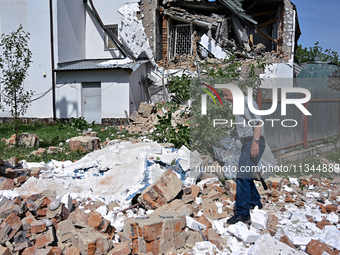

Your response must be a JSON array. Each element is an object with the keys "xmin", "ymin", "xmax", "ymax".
[
  {"xmin": 0, "ymin": 117, "xmax": 55, "ymax": 125},
  {"xmin": 101, "ymin": 118, "xmax": 128, "ymax": 126},
  {"xmin": 0, "ymin": 117, "xmax": 128, "ymax": 126},
  {"xmin": 277, "ymin": 3, "xmax": 285, "ymax": 54},
  {"xmin": 158, "ymin": 15, "xmax": 169, "ymax": 67}
]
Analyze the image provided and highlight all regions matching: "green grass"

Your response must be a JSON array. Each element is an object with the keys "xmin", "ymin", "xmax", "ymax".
[
  {"xmin": 278, "ymin": 149, "xmax": 340, "ymax": 179},
  {"xmin": 0, "ymin": 121, "xmax": 137, "ymax": 163}
]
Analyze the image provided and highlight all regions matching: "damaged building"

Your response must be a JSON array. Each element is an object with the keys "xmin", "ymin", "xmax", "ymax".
[
  {"xmin": 142, "ymin": 0, "xmax": 301, "ymax": 87},
  {"xmin": 0, "ymin": 0, "xmax": 301, "ymax": 123}
]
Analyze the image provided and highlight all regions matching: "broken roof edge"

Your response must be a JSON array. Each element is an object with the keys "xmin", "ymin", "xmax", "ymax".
[
  {"xmin": 216, "ymin": 0, "xmax": 258, "ymax": 26},
  {"xmin": 290, "ymin": 1, "xmax": 301, "ymax": 42},
  {"xmin": 163, "ymin": 11, "xmax": 219, "ymax": 30}
]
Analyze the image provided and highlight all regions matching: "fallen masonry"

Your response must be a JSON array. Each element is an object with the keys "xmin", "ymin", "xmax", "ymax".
[{"xmin": 0, "ymin": 140, "xmax": 340, "ymax": 254}]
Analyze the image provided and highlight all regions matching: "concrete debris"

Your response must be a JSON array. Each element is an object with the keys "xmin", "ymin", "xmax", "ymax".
[
  {"xmin": 69, "ymin": 136, "xmax": 101, "ymax": 152},
  {"xmin": 227, "ymin": 222, "xmax": 260, "ymax": 243},
  {"xmin": 186, "ymin": 216, "xmax": 207, "ymax": 232},
  {"xmin": 1, "ymin": 135, "xmax": 340, "ymax": 254},
  {"xmin": 249, "ymin": 233, "xmax": 308, "ymax": 255},
  {"xmin": 123, "ymin": 212, "xmax": 186, "ymax": 254},
  {"xmin": 138, "ymin": 102, "xmax": 155, "ymax": 118},
  {"xmin": 5, "ymin": 133, "xmax": 39, "ymax": 148},
  {"xmin": 250, "ymin": 207, "xmax": 267, "ymax": 230},
  {"xmin": 121, "ymin": 101, "xmax": 188, "ymax": 135},
  {"xmin": 137, "ymin": 169, "xmax": 183, "ymax": 210},
  {"xmin": 118, "ymin": 2, "xmax": 156, "ymax": 66},
  {"xmin": 199, "ymin": 34, "xmax": 230, "ymax": 60}
]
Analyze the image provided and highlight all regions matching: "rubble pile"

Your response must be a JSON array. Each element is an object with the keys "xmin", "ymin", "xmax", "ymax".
[
  {"xmin": 1, "ymin": 163, "xmax": 340, "ymax": 254},
  {"xmin": 0, "ymin": 190, "xmax": 117, "ymax": 254},
  {"xmin": 0, "ymin": 138, "xmax": 340, "ymax": 254},
  {"xmin": 0, "ymin": 158, "xmax": 36, "ymax": 191},
  {"xmin": 122, "ymin": 102, "xmax": 188, "ymax": 135},
  {"xmin": 5, "ymin": 134, "xmax": 39, "ymax": 148}
]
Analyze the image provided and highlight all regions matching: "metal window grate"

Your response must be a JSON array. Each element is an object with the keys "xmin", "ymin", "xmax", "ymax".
[{"xmin": 170, "ymin": 24, "xmax": 192, "ymax": 59}]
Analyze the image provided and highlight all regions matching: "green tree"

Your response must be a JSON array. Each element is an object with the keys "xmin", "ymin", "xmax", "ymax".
[
  {"xmin": 0, "ymin": 25, "xmax": 33, "ymax": 144},
  {"xmin": 327, "ymin": 67, "xmax": 340, "ymax": 91},
  {"xmin": 295, "ymin": 42, "xmax": 339, "ymax": 64},
  {"xmin": 190, "ymin": 56, "xmax": 269, "ymax": 155}
]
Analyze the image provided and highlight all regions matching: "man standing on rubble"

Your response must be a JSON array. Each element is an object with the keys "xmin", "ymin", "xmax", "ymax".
[{"xmin": 223, "ymin": 84, "xmax": 265, "ymax": 224}]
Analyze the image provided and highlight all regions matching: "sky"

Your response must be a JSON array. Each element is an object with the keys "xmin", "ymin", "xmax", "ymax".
[{"xmin": 292, "ymin": 0, "xmax": 340, "ymax": 54}]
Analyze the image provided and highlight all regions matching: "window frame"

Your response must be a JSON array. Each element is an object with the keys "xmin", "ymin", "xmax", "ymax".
[{"xmin": 104, "ymin": 24, "xmax": 119, "ymax": 51}]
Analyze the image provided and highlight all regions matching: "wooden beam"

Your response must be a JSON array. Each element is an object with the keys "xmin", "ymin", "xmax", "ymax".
[
  {"xmin": 258, "ymin": 18, "xmax": 278, "ymax": 29},
  {"xmin": 249, "ymin": 33, "xmax": 254, "ymax": 47},
  {"xmin": 256, "ymin": 29, "xmax": 277, "ymax": 44},
  {"xmin": 251, "ymin": 10, "xmax": 277, "ymax": 17}
]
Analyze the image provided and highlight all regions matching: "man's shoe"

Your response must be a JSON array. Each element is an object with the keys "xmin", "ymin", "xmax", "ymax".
[
  {"xmin": 227, "ymin": 214, "xmax": 251, "ymax": 225},
  {"xmin": 250, "ymin": 203, "xmax": 263, "ymax": 210}
]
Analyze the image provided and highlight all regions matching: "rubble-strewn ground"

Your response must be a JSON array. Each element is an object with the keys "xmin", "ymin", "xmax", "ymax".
[{"xmin": 0, "ymin": 134, "xmax": 340, "ymax": 254}]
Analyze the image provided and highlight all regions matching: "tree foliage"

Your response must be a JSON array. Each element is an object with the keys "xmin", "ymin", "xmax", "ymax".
[
  {"xmin": 0, "ymin": 25, "xmax": 33, "ymax": 143},
  {"xmin": 327, "ymin": 67, "xmax": 340, "ymax": 92},
  {"xmin": 151, "ymin": 55, "xmax": 270, "ymax": 155},
  {"xmin": 295, "ymin": 42, "xmax": 339, "ymax": 64},
  {"xmin": 190, "ymin": 56, "xmax": 270, "ymax": 155},
  {"xmin": 168, "ymin": 73, "xmax": 192, "ymax": 104}
]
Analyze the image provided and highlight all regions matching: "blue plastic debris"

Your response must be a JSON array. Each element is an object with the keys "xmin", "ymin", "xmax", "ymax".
[{"xmin": 126, "ymin": 154, "xmax": 188, "ymax": 201}]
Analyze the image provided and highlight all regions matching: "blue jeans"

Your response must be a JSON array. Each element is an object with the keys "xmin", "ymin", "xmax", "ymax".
[{"xmin": 235, "ymin": 140, "xmax": 265, "ymax": 217}]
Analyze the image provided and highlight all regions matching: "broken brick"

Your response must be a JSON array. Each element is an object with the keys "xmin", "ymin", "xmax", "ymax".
[
  {"xmin": 0, "ymin": 246, "xmax": 11, "ymax": 255},
  {"xmin": 306, "ymin": 239, "xmax": 334, "ymax": 255},
  {"xmin": 0, "ymin": 179, "xmax": 14, "ymax": 191},
  {"xmin": 207, "ymin": 228, "xmax": 223, "ymax": 250},
  {"xmin": 267, "ymin": 215, "xmax": 279, "ymax": 227},
  {"xmin": 191, "ymin": 185, "xmax": 201, "ymax": 198},
  {"xmin": 108, "ymin": 241, "xmax": 131, "ymax": 255},
  {"xmin": 48, "ymin": 247, "xmax": 62, "ymax": 255},
  {"xmin": 29, "ymin": 167, "xmax": 41, "ymax": 178},
  {"xmin": 316, "ymin": 219, "xmax": 332, "ymax": 230},
  {"xmin": 35, "ymin": 228, "xmax": 55, "ymax": 248},
  {"xmin": 16, "ymin": 175, "xmax": 28, "ymax": 184},
  {"xmin": 279, "ymin": 235, "xmax": 295, "ymax": 249},
  {"xmin": 202, "ymin": 199, "xmax": 219, "ymax": 220},
  {"xmin": 69, "ymin": 136, "xmax": 100, "ymax": 152},
  {"xmin": 56, "ymin": 219, "xmax": 75, "ymax": 245},
  {"xmin": 138, "ymin": 169, "xmax": 182, "ymax": 210},
  {"xmin": 194, "ymin": 215, "xmax": 212, "ymax": 229},
  {"xmin": 0, "ymin": 223, "xmax": 12, "ymax": 245},
  {"xmin": 138, "ymin": 102, "xmax": 155, "ymax": 117},
  {"xmin": 22, "ymin": 247, "xmax": 53, "ymax": 255},
  {"xmin": 1, "ymin": 212, "xmax": 22, "ymax": 239},
  {"xmin": 46, "ymin": 203, "xmax": 69, "ymax": 222},
  {"xmin": 68, "ymin": 208, "xmax": 90, "ymax": 225},
  {"xmin": 65, "ymin": 246, "xmax": 80, "ymax": 255},
  {"xmin": 86, "ymin": 212, "xmax": 109, "ymax": 232},
  {"xmin": 285, "ymin": 197, "xmax": 294, "ymax": 203},
  {"xmin": 0, "ymin": 200, "xmax": 24, "ymax": 219},
  {"xmin": 271, "ymin": 182, "xmax": 278, "ymax": 190},
  {"xmin": 143, "ymin": 222, "xmax": 163, "ymax": 242},
  {"xmin": 71, "ymin": 227, "xmax": 112, "ymax": 255},
  {"xmin": 325, "ymin": 204, "xmax": 337, "ymax": 213},
  {"xmin": 30, "ymin": 221, "xmax": 47, "ymax": 234}
]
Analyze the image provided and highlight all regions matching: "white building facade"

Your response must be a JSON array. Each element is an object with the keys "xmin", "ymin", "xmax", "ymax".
[{"xmin": 0, "ymin": 0, "xmax": 151, "ymax": 124}]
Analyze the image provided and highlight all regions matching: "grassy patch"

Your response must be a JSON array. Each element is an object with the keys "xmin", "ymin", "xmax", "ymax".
[
  {"xmin": 278, "ymin": 149, "xmax": 340, "ymax": 179},
  {"xmin": 325, "ymin": 149, "xmax": 340, "ymax": 164},
  {"xmin": 0, "ymin": 122, "xmax": 137, "ymax": 163}
]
